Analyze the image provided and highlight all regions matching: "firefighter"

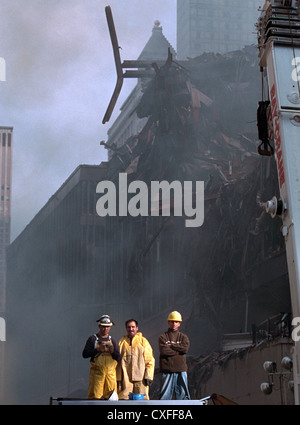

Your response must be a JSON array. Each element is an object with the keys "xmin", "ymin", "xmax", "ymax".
[
  {"xmin": 82, "ymin": 314, "xmax": 121, "ymax": 399},
  {"xmin": 158, "ymin": 311, "xmax": 191, "ymax": 400},
  {"xmin": 117, "ymin": 319, "xmax": 155, "ymax": 400}
]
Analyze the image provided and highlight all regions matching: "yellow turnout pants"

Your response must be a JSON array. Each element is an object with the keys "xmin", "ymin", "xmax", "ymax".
[{"xmin": 88, "ymin": 352, "xmax": 117, "ymax": 399}]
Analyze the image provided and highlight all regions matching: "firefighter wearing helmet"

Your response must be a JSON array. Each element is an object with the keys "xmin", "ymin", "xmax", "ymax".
[
  {"xmin": 158, "ymin": 311, "xmax": 191, "ymax": 400},
  {"xmin": 167, "ymin": 311, "xmax": 182, "ymax": 322},
  {"xmin": 82, "ymin": 315, "xmax": 121, "ymax": 399}
]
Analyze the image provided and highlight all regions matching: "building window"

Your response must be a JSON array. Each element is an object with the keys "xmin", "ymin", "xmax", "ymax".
[{"xmin": 2, "ymin": 133, "xmax": 6, "ymax": 146}]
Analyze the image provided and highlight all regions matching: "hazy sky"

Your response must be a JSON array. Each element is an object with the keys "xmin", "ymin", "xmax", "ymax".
[{"xmin": 0, "ymin": 0, "xmax": 177, "ymax": 241}]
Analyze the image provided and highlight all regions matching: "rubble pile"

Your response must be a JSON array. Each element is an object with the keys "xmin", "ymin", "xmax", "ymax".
[{"xmin": 104, "ymin": 45, "xmax": 290, "ymax": 355}]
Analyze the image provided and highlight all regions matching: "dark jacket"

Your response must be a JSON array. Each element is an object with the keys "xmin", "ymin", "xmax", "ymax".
[
  {"xmin": 82, "ymin": 333, "xmax": 121, "ymax": 363},
  {"xmin": 158, "ymin": 329, "xmax": 190, "ymax": 373}
]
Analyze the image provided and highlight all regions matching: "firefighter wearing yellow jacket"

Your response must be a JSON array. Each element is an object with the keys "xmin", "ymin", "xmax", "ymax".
[{"xmin": 117, "ymin": 319, "xmax": 155, "ymax": 400}]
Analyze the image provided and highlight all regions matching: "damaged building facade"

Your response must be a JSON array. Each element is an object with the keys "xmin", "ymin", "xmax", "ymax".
[{"xmin": 4, "ymin": 21, "xmax": 292, "ymax": 404}]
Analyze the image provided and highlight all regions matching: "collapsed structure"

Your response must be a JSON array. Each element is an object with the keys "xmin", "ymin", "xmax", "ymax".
[
  {"xmin": 102, "ymin": 44, "xmax": 290, "ymax": 351},
  {"xmin": 103, "ymin": 45, "xmax": 293, "ymax": 404},
  {"xmin": 4, "ymin": 40, "xmax": 292, "ymax": 404}
]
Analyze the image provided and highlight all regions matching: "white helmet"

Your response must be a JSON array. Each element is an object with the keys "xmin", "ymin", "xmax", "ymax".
[{"xmin": 97, "ymin": 314, "xmax": 114, "ymax": 327}]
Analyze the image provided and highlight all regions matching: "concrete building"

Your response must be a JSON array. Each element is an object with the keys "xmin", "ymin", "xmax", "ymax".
[
  {"xmin": 0, "ymin": 126, "xmax": 13, "ymax": 314},
  {"xmin": 177, "ymin": 0, "xmax": 262, "ymax": 59},
  {"xmin": 4, "ymin": 159, "xmax": 203, "ymax": 404},
  {"xmin": 4, "ymin": 164, "xmax": 109, "ymax": 404},
  {"xmin": 0, "ymin": 126, "xmax": 13, "ymax": 403}
]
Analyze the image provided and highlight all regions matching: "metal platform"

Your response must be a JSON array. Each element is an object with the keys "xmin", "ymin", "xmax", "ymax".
[{"xmin": 49, "ymin": 397, "xmax": 208, "ymax": 405}]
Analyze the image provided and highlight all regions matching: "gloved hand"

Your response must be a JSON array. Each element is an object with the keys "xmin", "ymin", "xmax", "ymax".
[{"xmin": 143, "ymin": 379, "xmax": 153, "ymax": 387}]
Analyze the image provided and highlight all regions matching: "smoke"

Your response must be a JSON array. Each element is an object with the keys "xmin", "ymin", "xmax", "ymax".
[
  {"xmin": 0, "ymin": 0, "xmax": 176, "ymax": 241},
  {"xmin": 2, "ymin": 1, "xmax": 291, "ymax": 405},
  {"xmin": 1, "ymin": 1, "xmax": 177, "ymax": 403}
]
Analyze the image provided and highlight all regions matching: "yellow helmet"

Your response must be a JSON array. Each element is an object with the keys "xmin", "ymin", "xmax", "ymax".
[{"xmin": 167, "ymin": 311, "xmax": 182, "ymax": 322}]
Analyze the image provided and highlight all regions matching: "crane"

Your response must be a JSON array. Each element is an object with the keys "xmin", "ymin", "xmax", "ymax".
[{"xmin": 257, "ymin": 0, "xmax": 300, "ymax": 404}]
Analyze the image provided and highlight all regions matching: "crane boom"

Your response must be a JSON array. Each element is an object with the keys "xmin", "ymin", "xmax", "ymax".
[{"xmin": 257, "ymin": 0, "xmax": 300, "ymax": 404}]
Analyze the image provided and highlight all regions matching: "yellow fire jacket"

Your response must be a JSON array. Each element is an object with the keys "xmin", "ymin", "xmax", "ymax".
[{"xmin": 117, "ymin": 332, "xmax": 155, "ymax": 382}]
